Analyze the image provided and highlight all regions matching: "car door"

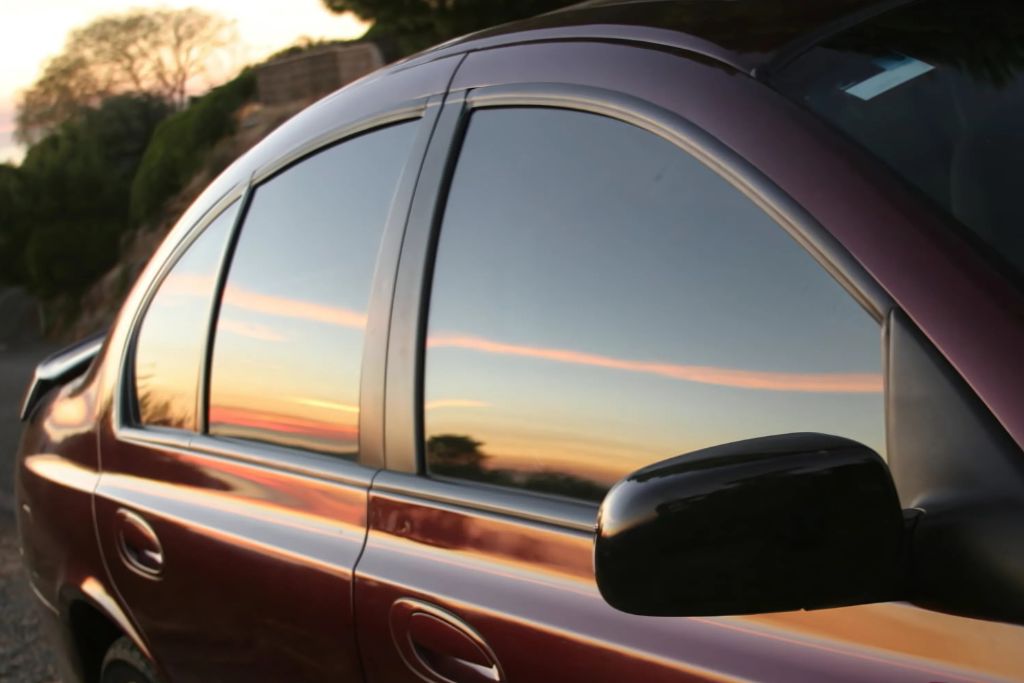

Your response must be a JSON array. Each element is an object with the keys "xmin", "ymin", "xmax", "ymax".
[
  {"xmin": 91, "ymin": 59, "xmax": 457, "ymax": 680},
  {"xmin": 353, "ymin": 42, "xmax": 1024, "ymax": 683}
]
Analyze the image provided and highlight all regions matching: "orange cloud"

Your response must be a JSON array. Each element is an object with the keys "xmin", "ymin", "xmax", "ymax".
[
  {"xmin": 425, "ymin": 399, "xmax": 492, "ymax": 410},
  {"xmin": 219, "ymin": 318, "xmax": 289, "ymax": 342},
  {"xmin": 428, "ymin": 334, "xmax": 882, "ymax": 394},
  {"xmin": 290, "ymin": 397, "xmax": 360, "ymax": 414},
  {"xmin": 159, "ymin": 274, "xmax": 367, "ymax": 330},
  {"xmin": 209, "ymin": 405, "xmax": 357, "ymax": 441},
  {"xmin": 222, "ymin": 286, "xmax": 366, "ymax": 329}
]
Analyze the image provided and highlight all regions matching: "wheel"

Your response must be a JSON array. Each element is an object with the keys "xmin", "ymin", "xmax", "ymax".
[{"xmin": 101, "ymin": 636, "xmax": 160, "ymax": 683}]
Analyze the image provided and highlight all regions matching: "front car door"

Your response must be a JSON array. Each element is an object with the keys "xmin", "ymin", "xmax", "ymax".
[
  {"xmin": 91, "ymin": 56, "xmax": 461, "ymax": 681},
  {"xmin": 353, "ymin": 41, "xmax": 1024, "ymax": 682}
]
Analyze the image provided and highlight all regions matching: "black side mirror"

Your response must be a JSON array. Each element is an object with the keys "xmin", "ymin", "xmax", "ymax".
[{"xmin": 595, "ymin": 433, "xmax": 906, "ymax": 616}]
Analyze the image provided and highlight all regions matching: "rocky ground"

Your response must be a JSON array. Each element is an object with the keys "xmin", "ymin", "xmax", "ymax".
[
  {"xmin": 0, "ymin": 512, "xmax": 59, "ymax": 683},
  {"xmin": 1, "ymin": 334, "xmax": 61, "ymax": 682}
]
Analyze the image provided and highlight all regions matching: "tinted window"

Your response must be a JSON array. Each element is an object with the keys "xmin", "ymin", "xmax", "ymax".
[
  {"xmin": 775, "ymin": 0, "xmax": 1024, "ymax": 285},
  {"xmin": 424, "ymin": 108, "xmax": 884, "ymax": 502},
  {"xmin": 209, "ymin": 122, "xmax": 418, "ymax": 457},
  {"xmin": 135, "ymin": 202, "xmax": 237, "ymax": 430}
]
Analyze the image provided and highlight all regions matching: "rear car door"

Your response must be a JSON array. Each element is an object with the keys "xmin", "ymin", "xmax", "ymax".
[
  {"xmin": 91, "ymin": 90, "xmax": 443, "ymax": 680},
  {"xmin": 353, "ymin": 42, "xmax": 1024, "ymax": 683}
]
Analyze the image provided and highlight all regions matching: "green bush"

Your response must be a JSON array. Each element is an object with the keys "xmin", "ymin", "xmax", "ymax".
[
  {"xmin": 131, "ymin": 69, "xmax": 255, "ymax": 222},
  {"xmin": 13, "ymin": 95, "xmax": 170, "ymax": 297}
]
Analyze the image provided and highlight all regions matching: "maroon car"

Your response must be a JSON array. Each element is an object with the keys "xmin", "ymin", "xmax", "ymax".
[{"xmin": 15, "ymin": 1, "xmax": 1024, "ymax": 681}]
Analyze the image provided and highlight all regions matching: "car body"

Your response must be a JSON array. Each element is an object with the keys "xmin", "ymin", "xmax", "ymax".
[{"xmin": 15, "ymin": 1, "xmax": 1024, "ymax": 681}]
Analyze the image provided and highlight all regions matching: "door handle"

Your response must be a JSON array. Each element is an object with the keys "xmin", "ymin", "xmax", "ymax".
[
  {"xmin": 391, "ymin": 599, "xmax": 504, "ymax": 683},
  {"xmin": 115, "ymin": 508, "xmax": 164, "ymax": 578}
]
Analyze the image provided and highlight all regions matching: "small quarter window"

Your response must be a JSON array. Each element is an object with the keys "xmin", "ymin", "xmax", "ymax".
[{"xmin": 134, "ymin": 202, "xmax": 238, "ymax": 430}]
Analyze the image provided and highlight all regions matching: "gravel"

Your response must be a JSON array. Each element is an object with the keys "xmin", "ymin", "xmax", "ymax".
[
  {"xmin": 2, "ymin": 339, "xmax": 63, "ymax": 682},
  {"xmin": 0, "ymin": 511, "xmax": 59, "ymax": 683}
]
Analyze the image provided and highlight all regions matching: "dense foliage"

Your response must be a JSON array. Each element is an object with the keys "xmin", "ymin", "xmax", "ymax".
[
  {"xmin": 2, "ymin": 95, "xmax": 170, "ymax": 298},
  {"xmin": 130, "ymin": 70, "xmax": 256, "ymax": 222}
]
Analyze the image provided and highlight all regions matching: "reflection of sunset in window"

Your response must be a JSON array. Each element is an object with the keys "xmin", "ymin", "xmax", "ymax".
[
  {"xmin": 207, "ymin": 121, "xmax": 419, "ymax": 458},
  {"xmin": 423, "ymin": 107, "xmax": 888, "ymax": 501},
  {"xmin": 135, "ymin": 202, "xmax": 237, "ymax": 430},
  {"xmin": 428, "ymin": 333, "xmax": 882, "ymax": 394}
]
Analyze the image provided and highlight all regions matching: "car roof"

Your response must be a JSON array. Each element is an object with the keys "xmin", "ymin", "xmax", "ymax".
[{"xmin": 420, "ymin": 0, "xmax": 897, "ymax": 77}]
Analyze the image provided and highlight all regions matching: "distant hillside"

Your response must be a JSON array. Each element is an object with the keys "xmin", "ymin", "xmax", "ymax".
[{"xmin": 61, "ymin": 98, "xmax": 308, "ymax": 342}]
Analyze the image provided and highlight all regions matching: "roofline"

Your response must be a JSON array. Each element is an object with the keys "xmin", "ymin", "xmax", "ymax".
[
  {"xmin": 393, "ymin": 0, "xmax": 919, "ymax": 83},
  {"xmin": 396, "ymin": 24, "xmax": 760, "ymax": 77}
]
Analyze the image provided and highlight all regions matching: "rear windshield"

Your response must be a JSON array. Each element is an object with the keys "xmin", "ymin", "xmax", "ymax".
[{"xmin": 774, "ymin": 0, "xmax": 1024, "ymax": 286}]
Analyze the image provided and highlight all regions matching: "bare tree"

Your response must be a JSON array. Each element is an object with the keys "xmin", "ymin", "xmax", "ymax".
[{"xmin": 16, "ymin": 7, "xmax": 237, "ymax": 144}]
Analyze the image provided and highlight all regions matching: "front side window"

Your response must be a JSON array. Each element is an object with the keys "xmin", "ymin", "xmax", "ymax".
[
  {"xmin": 134, "ymin": 202, "xmax": 238, "ymax": 430},
  {"xmin": 424, "ymin": 108, "xmax": 885, "ymax": 502},
  {"xmin": 208, "ymin": 122, "xmax": 418, "ymax": 457}
]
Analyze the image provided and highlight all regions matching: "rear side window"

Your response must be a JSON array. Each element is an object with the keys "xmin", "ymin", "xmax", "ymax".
[
  {"xmin": 134, "ymin": 202, "xmax": 238, "ymax": 430},
  {"xmin": 208, "ymin": 122, "xmax": 418, "ymax": 457},
  {"xmin": 424, "ymin": 108, "xmax": 885, "ymax": 502}
]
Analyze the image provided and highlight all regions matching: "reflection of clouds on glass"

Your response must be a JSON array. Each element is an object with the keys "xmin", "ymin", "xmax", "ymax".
[
  {"xmin": 221, "ymin": 286, "xmax": 367, "ymax": 330},
  {"xmin": 135, "ymin": 201, "xmax": 238, "ymax": 431},
  {"xmin": 209, "ymin": 405, "xmax": 358, "ymax": 455},
  {"xmin": 289, "ymin": 397, "xmax": 360, "ymax": 414},
  {"xmin": 425, "ymin": 399, "xmax": 492, "ymax": 410},
  {"xmin": 219, "ymin": 318, "xmax": 290, "ymax": 343},
  {"xmin": 424, "ymin": 108, "xmax": 888, "ymax": 501},
  {"xmin": 208, "ymin": 121, "xmax": 419, "ymax": 458},
  {"xmin": 428, "ymin": 334, "xmax": 882, "ymax": 394}
]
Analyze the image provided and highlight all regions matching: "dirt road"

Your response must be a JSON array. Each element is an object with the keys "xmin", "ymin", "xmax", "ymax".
[{"xmin": 1, "ymin": 343, "xmax": 61, "ymax": 682}]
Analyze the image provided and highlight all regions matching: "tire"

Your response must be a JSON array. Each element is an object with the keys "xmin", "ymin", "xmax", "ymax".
[{"xmin": 101, "ymin": 636, "xmax": 160, "ymax": 683}]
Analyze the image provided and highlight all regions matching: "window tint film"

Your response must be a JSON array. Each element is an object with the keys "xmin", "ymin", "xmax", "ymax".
[
  {"xmin": 424, "ymin": 108, "xmax": 884, "ymax": 502},
  {"xmin": 774, "ymin": 0, "xmax": 1024, "ymax": 287},
  {"xmin": 135, "ymin": 202, "xmax": 237, "ymax": 430},
  {"xmin": 209, "ymin": 122, "xmax": 417, "ymax": 457}
]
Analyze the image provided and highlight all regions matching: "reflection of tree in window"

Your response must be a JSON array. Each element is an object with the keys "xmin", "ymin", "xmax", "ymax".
[{"xmin": 428, "ymin": 434, "xmax": 608, "ymax": 503}]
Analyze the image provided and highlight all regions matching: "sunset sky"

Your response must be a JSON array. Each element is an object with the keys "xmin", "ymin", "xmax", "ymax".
[{"xmin": 1, "ymin": 1, "xmax": 370, "ymax": 163}]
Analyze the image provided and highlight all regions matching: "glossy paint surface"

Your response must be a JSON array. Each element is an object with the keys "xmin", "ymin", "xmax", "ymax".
[
  {"xmin": 14, "ymin": 8, "xmax": 1024, "ymax": 683},
  {"xmin": 16, "ymin": 53, "xmax": 459, "ymax": 682},
  {"xmin": 594, "ymin": 433, "xmax": 903, "ymax": 616},
  {"xmin": 355, "ymin": 474, "xmax": 1022, "ymax": 683},
  {"xmin": 362, "ymin": 36, "xmax": 1024, "ymax": 683},
  {"xmin": 93, "ymin": 432, "xmax": 372, "ymax": 681}
]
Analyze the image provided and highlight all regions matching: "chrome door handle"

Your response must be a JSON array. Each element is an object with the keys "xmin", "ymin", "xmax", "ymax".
[
  {"xmin": 391, "ymin": 598, "xmax": 504, "ymax": 683},
  {"xmin": 115, "ymin": 508, "xmax": 164, "ymax": 578}
]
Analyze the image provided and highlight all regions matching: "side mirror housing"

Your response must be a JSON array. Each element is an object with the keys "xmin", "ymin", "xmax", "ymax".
[{"xmin": 595, "ymin": 433, "xmax": 906, "ymax": 616}]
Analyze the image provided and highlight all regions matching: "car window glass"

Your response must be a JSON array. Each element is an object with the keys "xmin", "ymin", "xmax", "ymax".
[
  {"xmin": 208, "ymin": 121, "xmax": 418, "ymax": 458},
  {"xmin": 424, "ymin": 108, "xmax": 884, "ymax": 502},
  {"xmin": 135, "ymin": 201, "xmax": 238, "ymax": 430}
]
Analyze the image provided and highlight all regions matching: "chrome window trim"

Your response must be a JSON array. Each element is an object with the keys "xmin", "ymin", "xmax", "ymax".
[
  {"xmin": 248, "ymin": 101, "xmax": 430, "ymax": 186},
  {"xmin": 114, "ymin": 426, "xmax": 374, "ymax": 488},
  {"xmin": 372, "ymin": 470, "xmax": 597, "ymax": 533}
]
